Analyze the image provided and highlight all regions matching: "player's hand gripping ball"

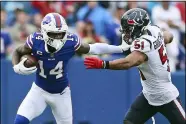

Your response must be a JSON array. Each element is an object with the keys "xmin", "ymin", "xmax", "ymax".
[
  {"xmin": 21, "ymin": 54, "xmax": 38, "ymax": 68},
  {"xmin": 13, "ymin": 54, "xmax": 38, "ymax": 75}
]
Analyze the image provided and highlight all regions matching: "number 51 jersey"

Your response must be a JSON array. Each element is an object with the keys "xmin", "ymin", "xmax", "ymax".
[
  {"xmin": 25, "ymin": 32, "xmax": 81, "ymax": 93},
  {"xmin": 130, "ymin": 25, "xmax": 179, "ymax": 106}
]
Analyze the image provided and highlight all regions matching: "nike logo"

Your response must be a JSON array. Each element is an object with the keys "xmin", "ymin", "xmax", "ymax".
[{"xmin": 60, "ymin": 91, "xmax": 66, "ymax": 95}]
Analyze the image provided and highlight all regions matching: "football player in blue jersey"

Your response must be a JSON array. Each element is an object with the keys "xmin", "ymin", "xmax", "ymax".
[{"xmin": 12, "ymin": 13, "xmax": 128, "ymax": 124}]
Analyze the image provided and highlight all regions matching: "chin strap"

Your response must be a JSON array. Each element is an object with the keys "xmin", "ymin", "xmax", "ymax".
[
  {"xmin": 45, "ymin": 43, "xmax": 56, "ymax": 53},
  {"xmin": 47, "ymin": 44, "xmax": 57, "ymax": 53}
]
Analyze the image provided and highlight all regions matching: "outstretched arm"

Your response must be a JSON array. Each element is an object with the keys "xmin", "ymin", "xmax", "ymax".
[
  {"xmin": 76, "ymin": 42, "xmax": 130, "ymax": 55},
  {"xmin": 74, "ymin": 30, "xmax": 172, "ymax": 55},
  {"xmin": 84, "ymin": 51, "xmax": 147, "ymax": 70}
]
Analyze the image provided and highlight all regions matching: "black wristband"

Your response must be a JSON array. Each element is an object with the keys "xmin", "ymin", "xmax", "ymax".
[{"xmin": 103, "ymin": 61, "xmax": 110, "ymax": 69}]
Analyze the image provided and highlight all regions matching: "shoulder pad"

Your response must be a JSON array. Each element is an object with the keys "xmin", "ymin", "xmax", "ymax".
[
  {"xmin": 32, "ymin": 32, "xmax": 43, "ymax": 41},
  {"xmin": 130, "ymin": 38, "xmax": 152, "ymax": 53},
  {"xmin": 144, "ymin": 25, "xmax": 162, "ymax": 39},
  {"xmin": 140, "ymin": 35, "xmax": 156, "ymax": 43},
  {"xmin": 67, "ymin": 33, "xmax": 77, "ymax": 40}
]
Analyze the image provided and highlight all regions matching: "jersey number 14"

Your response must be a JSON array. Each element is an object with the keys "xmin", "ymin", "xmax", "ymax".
[{"xmin": 38, "ymin": 60, "xmax": 63, "ymax": 79}]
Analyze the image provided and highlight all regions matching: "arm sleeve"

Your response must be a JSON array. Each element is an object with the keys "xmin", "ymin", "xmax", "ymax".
[{"xmin": 89, "ymin": 43, "xmax": 123, "ymax": 54}]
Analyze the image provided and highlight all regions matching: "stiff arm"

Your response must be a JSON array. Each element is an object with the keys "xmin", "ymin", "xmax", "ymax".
[{"xmin": 76, "ymin": 30, "xmax": 173, "ymax": 54}]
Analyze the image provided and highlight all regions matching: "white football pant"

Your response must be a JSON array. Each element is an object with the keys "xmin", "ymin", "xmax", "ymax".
[{"xmin": 17, "ymin": 83, "xmax": 72, "ymax": 124}]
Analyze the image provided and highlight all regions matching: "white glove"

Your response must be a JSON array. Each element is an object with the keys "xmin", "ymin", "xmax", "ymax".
[
  {"xmin": 119, "ymin": 40, "xmax": 131, "ymax": 51},
  {"xmin": 119, "ymin": 34, "xmax": 131, "ymax": 51},
  {"xmin": 13, "ymin": 58, "xmax": 37, "ymax": 75}
]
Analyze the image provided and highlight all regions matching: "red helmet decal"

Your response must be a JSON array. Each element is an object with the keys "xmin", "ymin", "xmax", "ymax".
[
  {"xmin": 53, "ymin": 13, "xmax": 62, "ymax": 28},
  {"xmin": 127, "ymin": 19, "xmax": 135, "ymax": 25}
]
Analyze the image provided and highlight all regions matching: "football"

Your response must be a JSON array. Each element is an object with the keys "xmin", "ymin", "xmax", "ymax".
[{"xmin": 21, "ymin": 54, "xmax": 38, "ymax": 68}]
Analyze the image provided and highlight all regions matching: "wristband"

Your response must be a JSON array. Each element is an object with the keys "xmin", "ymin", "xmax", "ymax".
[{"xmin": 103, "ymin": 61, "xmax": 110, "ymax": 69}]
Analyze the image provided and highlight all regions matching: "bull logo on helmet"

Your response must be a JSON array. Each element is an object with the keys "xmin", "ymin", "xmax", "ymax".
[{"xmin": 43, "ymin": 16, "xmax": 52, "ymax": 25}]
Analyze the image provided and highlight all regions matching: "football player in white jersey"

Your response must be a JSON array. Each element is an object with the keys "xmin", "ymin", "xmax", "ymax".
[{"xmin": 84, "ymin": 8, "xmax": 185, "ymax": 124}]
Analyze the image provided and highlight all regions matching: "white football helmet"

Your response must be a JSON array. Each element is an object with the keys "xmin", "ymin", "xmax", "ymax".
[{"xmin": 41, "ymin": 13, "xmax": 68, "ymax": 52}]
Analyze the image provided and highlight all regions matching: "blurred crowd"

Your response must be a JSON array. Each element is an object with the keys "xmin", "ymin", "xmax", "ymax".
[{"xmin": 1, "ymin": 1, "xmax": 185, "ymax": 72}]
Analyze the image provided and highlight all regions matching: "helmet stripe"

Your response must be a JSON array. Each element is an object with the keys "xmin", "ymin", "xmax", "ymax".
[{"xmin": 53, "ymin": 13, "xmax": 62, "ymax": 28}]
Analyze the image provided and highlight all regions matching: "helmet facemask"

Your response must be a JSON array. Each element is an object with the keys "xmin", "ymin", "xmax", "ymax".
[
  {"xmin": 47, "ymin": 32, "xmax": 67, "ymax": 49},
  {"xmin": 120, "ymin": 25, "xmax": 134, "ymax": 45},
  {"xmin": 42, "ymin": 30, "xmax": 67, "ymax": 52}
]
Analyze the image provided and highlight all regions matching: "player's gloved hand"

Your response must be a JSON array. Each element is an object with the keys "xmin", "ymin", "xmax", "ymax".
[
  {"xmin": 119, "ymin": 38, "xmax": 131, "ymax": 51},
  {"xmin": 84, "ymin": 57, "xmax": 105, "ymax": 69},
  {"xmin": 13, "ymin": 58, "xmax": 37, "ymax": 75}
]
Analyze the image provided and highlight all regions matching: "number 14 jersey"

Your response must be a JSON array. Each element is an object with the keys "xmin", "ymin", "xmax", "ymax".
[
  {"xmin": 130, "ymin": 25, "xmax": 179, "ymax": 106},
  {"xmin": 25, "ymin": 32, "xmax": 81, "ymax": 93}
]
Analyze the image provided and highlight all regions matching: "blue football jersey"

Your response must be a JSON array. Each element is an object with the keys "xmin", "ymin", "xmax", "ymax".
[{"xmin": 25, "ymin": 32, "xmax": 81, "ymax": 93}]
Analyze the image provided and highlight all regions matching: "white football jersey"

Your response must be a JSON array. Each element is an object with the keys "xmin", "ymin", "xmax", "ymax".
[{"xmin": 130, "ymin": 25, "xmax": 179, "ymax": 106}]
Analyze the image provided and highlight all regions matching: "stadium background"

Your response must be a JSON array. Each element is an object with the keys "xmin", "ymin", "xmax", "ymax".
[{"xmin": 1, "ymin": 1, "xmax": 185, "ymax": 124}]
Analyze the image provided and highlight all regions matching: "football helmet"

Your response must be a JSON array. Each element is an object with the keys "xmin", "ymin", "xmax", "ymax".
[
  {"xmin": 120, "ymin": 8, "xmax": 150, "ymax": 45},
  {"xmin": 41, "ymin": 13, "xmax": 68, "ymax": 52}
]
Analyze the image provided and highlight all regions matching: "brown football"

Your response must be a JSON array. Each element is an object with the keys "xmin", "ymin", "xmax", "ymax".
[{"xmin": 21, "ymin": 54, "xmax": 38, "ymax": 68}]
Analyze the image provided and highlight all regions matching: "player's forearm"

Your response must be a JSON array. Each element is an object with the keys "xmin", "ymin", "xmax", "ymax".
[
  {"xmin": 12, "ymin": 49, "xmax": 22, "ymax": 65},
  {"xmin": 108, "ymin": 58, "xmax": 132, "ymax": 70},
  {"xmin": 107, "ymin": 58, "xmax": 143, "ymax": 70},
  {"xmin": 105, "ymin": 52, "xmax": 146, "ymax": 70},
  {"xmin": 84, "ymin": 48, "xmax": 147, "ymax": 70},
  {"xmin": 12, "ymin": 45, "xmax": 32, "ymax": 65},
  {"xmin": 89, "ymin": 43, "xmax": 123, "ymax": 54}
]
